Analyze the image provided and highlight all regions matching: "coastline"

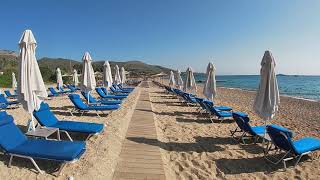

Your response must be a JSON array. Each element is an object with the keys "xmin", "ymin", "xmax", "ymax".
[{"xmin": 218, "ymin": 86, "xmax": 320, "ymax": 103}]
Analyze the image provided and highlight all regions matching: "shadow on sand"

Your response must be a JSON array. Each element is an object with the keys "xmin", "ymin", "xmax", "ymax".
[
  {"xmin": 215, "ymin": 155, "xmax": 310, "ymax": 175},
  {"xmin": 52, "ymin": 110, "xmax": 108, "ymax": 118},
  {"xmin": 0, "ymin": 153, "xmax": 63, "ymax": 175},
  {"xmin": 126, "ymin": 136, "xmax": 238, "ymax": 153}
]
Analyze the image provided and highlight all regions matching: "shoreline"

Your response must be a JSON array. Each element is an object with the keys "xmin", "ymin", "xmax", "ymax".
[{"xmin": 218, "ymin": 86, "xmax": 320, "ymax": 103}]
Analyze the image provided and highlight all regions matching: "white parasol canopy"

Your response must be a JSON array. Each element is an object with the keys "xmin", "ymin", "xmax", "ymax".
[
  {"xmin": 73, "ymin": 69, "xmax": 79, "ymax": 86},
  {"xmin": 183, "ymin": 67, "xmax": 197, "ymax": 93},
  {"xmin": 169, "ymin": 71, "xmax": 176, "ymax": 87},
  {"xmin": 253, "ymin": 50, "xmax": 280, "ymax": 121},
  {"xmin": 120, "ymin": 67, "xmax": 126, "ymax": 85},
  {"xmin": 203, "ymin": 62, "xmax": 217, "ymax": 101},
  {"xmin": 114, "ymin": 65, "xmax": 121, "ymax": 85},
  {"xmin": 80, "ymin": 52, "xmax": 96, "ymax": 93},
  {"xmin": 56, "ymin": 68, "xmax": 63, "ymax": 89},
  {"xmin": 17, "ymin": 30, "xmax": 48, "ymax": 130},
  {"xmin": 12, "ymin": 72, "xmax": 17, "ymax": 89},
  {"xmin": 103, "ymin": 61, "xmax": 113, "ymax": 87},
  {"xmin": 175, "ymin": 69, "xmax": 183, "ymax": 90}
]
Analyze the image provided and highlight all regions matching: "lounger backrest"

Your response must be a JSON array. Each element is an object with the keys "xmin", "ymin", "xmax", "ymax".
[
  {"xmin": 195, "ymin": 97, "xmax": 206, "ymax": 109},
  {"xmin": 49, "ymin": 87, "xmax": 58, "ymax": 95},
  {"xmin": 59, "ymin": 87, "xmax": 65, "ymax": 92},
  {"xmin": 266, "ymin": 125, "xmax": 295, "ymax": 153},
  {"xmin": 0, "ymin": 112, "xmax": 27, "ymax": 151},
  {"xmin": 68, "ymin": 94, "xmax": 88, "ymax": 110},
  {"xmin": 67, "ymin": 85, "xmax": 76, "ymax": 92},
  {"xmin": 33, "ymin": 102, "xmax": 59, "ymax": 126},
  {"xmin": 110, "ymin": 86, "xmax": 116, "ymax": 92},
  {"xmin": 232, "ymin": 112, "xmax": 257, "ymax": 135},
  {"xmin": 81, "ymin": 91, "xmax": 98, "ymax": 103},
  {"xmin": 0, "ymin": 94, "xmax": 9, "ymax": 103},
  {"xmin": 96, "ymin": 87, "xmax": 106, "ymax": 98},
  {"xmin": 4, "ymin": 90, "xmax": 11, "ymax": 97},
  {"xmin": 101, "ymin": 87, "xmax": 109, "ymax": 95}
]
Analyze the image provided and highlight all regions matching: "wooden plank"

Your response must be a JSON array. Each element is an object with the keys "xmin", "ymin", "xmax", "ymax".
[{"xmin": 113, "ymin": 85, "xmax": 165, "ymax": 180}]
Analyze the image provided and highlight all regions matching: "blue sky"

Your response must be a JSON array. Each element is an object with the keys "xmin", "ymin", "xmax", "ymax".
[{"xmin": 0, "ymin": 0, "xmax": 319, "ymax": 75}]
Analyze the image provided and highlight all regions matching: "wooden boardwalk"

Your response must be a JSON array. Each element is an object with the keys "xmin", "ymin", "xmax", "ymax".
[{"xmin": 113, "ymin": 82, "xmax": 166, "ymax": 180}]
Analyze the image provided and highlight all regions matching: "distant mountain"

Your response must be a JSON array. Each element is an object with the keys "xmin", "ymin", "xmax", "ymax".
[
  {"xmin": 37, "ymin": 57, "xmax": 173, "ymax": 77},
  {"xmin": 0, "ymin": 49, "xmax": 173, "ymax": 84}
]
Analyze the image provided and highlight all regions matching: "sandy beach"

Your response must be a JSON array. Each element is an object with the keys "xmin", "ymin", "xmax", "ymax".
[
  {"xmin": 0, "ymin": 82, "xmax": 319, "ymax": 180},
  {"xmin": 149, "ymin": 82, "xmax": 320, "ymax": 180},
  {"xmin": 0, "ymin": 86, "xmax": 141, "ymax": 180}
]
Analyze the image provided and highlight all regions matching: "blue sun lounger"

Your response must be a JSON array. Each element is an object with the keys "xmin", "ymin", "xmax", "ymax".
[
  {"xmin": 0, "ymin": 112, "xmax": 86, "ymax": 174},
  {"xmin": 101, "ymin": 87, "xmax": 128, "ymax": 97},
  {"xmin": 4, "ymin": 90, "xmax": 17, "ymax": 99},
  {"xmin": 33, "ymin": 102, "xmax": 104, "ymax": 141},
  {"xmin": 81, "ymin": 91, "xmax": 122, "ymax": 105},
  {"xmin": 66, "ymin": 84, "xmax": 77, "ymax": 92},
  {"xmin": 202, "ymin": 100, "xmax": 233, "ymax": 123},
  {"xmin": 265, "ymin": 125, "xmax": 320, "ymax": 169},
  {"xmin": 0, "ymin": 94, "xmax": 19, "ymax": 109},
  {"xmin": 95, "ymin": 87, "xmax": 126, "ymax": 100},
  {"xmin": 112, "ymin": 84, "xmax": 134, "ymax": 93},
  {"xmin": 110, "ymin": 86, "xmax": 131, "ymax": 94},
  {"xmin": 68, "ymin": 94, "xmax": 120, "ymax": 117},
  {"xmin": 231, "ymin": 112, "xmax": 280, "ymax": 144},
  {"xmin": 117, "ymin": 84, "xmax": 134, "ymax": 91},
  {"xmin": 48, "ymin": 87, "xmax": 63, "ymax": 96},
  {"xmin": 58, "ymin": 87, "xmax": 70, "ymax": 93},
  {"xmin": 195, "ymin": 97, "xmax": 232, "ymax": 114}
]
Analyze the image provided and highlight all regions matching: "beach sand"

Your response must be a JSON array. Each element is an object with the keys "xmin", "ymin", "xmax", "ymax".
[
  {"xmin": 0, "ymin": 86, "xmax": 141, "ymax": 180},
  {"xmin": 1, "ymin": 82, "xmax": 320, "ymax": 180},
  {"xmin": 149, "ymin": 82, "xmax": 320, "ymax": 180}
]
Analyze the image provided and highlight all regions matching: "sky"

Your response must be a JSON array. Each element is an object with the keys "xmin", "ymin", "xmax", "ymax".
[{"xmin": 0, "ymin": 0, "xmax": 319, "ymax": 75}]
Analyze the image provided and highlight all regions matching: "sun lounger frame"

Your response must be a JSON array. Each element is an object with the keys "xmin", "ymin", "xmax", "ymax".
[
  {"xmin": 263, "ymin": 131, "xmax": 317, "ymax": 169},
  {"xmin": 7, "ymin": 152, "xmax": 79, "ymax": 175}
]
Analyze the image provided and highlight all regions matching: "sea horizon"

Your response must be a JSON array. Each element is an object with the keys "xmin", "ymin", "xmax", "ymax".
[{"xmin": 189, "ymin": 74, "xmax": 320, "ymax": 101}]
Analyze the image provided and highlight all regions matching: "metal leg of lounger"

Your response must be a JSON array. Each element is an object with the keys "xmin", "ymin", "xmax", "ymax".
[
  {"xmin": 86, "ymin": 134, "xmax": 94, "ymax": 141},
  {"xmin": 240, "ymin": 132, "xmax": 247, "ymax": 144},
  {"xmin": 265, "ymin": 149, "xmax": 292, "ymax": 169},
  {"xmin": 96, "ymin": 111, "xmax": 101, "ymax": 118},
  {"xmin": 60, "ymin": 130, "xmax": 73, "ymax": 141},
  {"xmin": 29, "ymin": 157, "xmax": 43, "ymax": 174},
  {"xmin": 69, "ymin": 108, "xmax": 75, "ymax": 116},
  {"xmin": 54, "ymin": 163, "xmax": 67, "ymax": 176},
  {"xmin": 219, "ymin": 117, "xmax": 224, "ymax": 123},
  {"xmin": 294, "ymin": 151, "xmax": 310, "ymax": 167},
  {"xmin": 230, "ymin": 127, "xmax": 238, "ymax": 137},
  {"xmin": 8, "ymin": 155, "xmax": 13, "ymax": 167},
  {"xmin": 9, "ymin": 154, "xmax": 44, "ymax": 174}
]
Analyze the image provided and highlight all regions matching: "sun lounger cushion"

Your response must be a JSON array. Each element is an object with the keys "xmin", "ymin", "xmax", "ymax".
[
  {"xmin": 53, "ymin": 121, "xmax": 104, "ymax": 134},
  {"xmin": 251, "ymin": 126, "xmax": 266, "ymax": 135},
  {"xmin": 33, "ymin": 103, "xmax": 104, "ymax": 134},
  {"xmin": 87, "ymin": 105, "xmax": 120, "ymax": 110},
  {"xmin": 293, "ymin": 137, "xmax": 320, "ymax": 154},
  {"xmin": 216, "ymin": 110, "xmax": 233, "ymax": 117},
  {"xmin": 0, "ymin": 112, "xmax": 85, "ymax": 161},
  {"xmin": 11, "ymin": 139, "xmax": 85, "ymax": 161}
]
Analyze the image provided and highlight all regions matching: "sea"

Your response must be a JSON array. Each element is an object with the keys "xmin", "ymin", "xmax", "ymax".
[{"xmin": 191, "ymin": 74, "xmax": 320, "ymax": 101}]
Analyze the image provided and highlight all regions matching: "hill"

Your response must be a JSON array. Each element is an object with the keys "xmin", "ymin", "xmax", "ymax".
[
  {"xmin": 37, "ymin": 58, "xmax": 173, "ymax": 76},
  {"xmin": 0, "ymin": 49, "xmax": 173, "ymax": 86}
]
